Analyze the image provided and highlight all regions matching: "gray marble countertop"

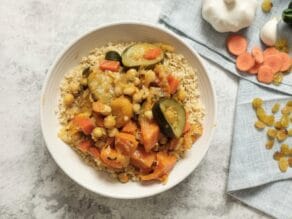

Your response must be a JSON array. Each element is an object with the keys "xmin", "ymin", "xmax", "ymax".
[{"xmin": 0, "ymin": 0, "xmax": 270, "ymax": 218}]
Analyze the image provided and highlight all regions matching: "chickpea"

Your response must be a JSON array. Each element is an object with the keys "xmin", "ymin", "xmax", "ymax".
[
  {"xmin": 63, "ymin": 93, "xmax": 74, "ymax": 106},
  {"xmin": 133, "ymin": 103, "xmax": 141, "ymax": 113},
  {"xmin": 126, "ymin": 69, "xmax": 137, "ymax": 80},
  {"xmin": 144, "ymin": 70, "xmax": 156, "ymax": 87},
  {"xmin": 114, "ymin": 86, "xmax": 123, "ymax": 96},
  {"xmin": 100, "ymin": 105, "xmax": 112, "ymax": 116},
  {"xmin": 177, "ymin": 88, "xmax": 186, "ymax": 101},
  {"xmin": 104, "ymin": 115, "xmax": 116, "ymax": 129},
  {"xmin": 144, "ymin": 110, "xmax": 153, "ymax": 120},
  {"xmin": 108, "ymin": 128, "xmax": 119, "ymax": 137},
  {"xmin": 133, "ymin": 77, "xmax": 140, "ymax": 86},
  {"xmin": 118, "ymin": 173, "xmax": 129, "ymax": 183},
  {"xmin": 92, "ymin": 127, "xmax": 105, "ymax": 140},
  {"xmin": 133, "ymin": 92, "xmax": 142, "ymax": 103},
  {"xmin": 123, "ymin": 86, "xmax": 136, "ymax": 96}
]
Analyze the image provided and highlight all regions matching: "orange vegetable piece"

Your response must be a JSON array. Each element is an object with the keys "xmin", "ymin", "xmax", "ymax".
[
  {"xmin": 99, "ymin": 60, "xmax": 120, "ymax": 72},
  {"xmin": 115, "ymin": 132, "xmax": 138, "ymax": 156},
  {"xmin": 236, "ymin": 52, "xmax": 255, "ymax": 72},
  {"xmin": 140, "ymin": 151, "xmax": 177, "ymax": 181},
  {"xmin": 122, "ymin": 120, "xmax": 137, "ymax": 134},
  {"xmin": 88, "ymin": 147, "xmax": 100, "ymax": 159},
  {"xmin": 141, "ymin": 119, "xmax": 160, "ymax": 152},
  {"xmin": 167, "ymin": 74, "xmax": 180, "ymax": 94},
  {"xmin": 78, "ymin": 140, "xmax": 93, "ymax": 153},
  {"xmin": 226, "ymin": 34, "xmax": 247, "ymax": 56},
  {"xmin": 143, "ymin": 47, "xmax": 162, "ymax": 60},
  {"xmin": 279, "ymin": 52, "xmax": 291, "ymax": 72},
  {"xmin": 73, "ymin": 116, "xmax": 95, "ymax": 135},
  {"xmin": 252, "ymin": 47, "xmax": 264, "ymax": 64},
  {"xmin": 257, "ymin": 65, "xmax": 274, "ymax": 84},
  {"xmin": 264, "ymin": 54, "xmax": 282, "ymax": 74},
  {"xmin": 130, "ymin": 147, "xmax": 156, "ymax": 172},
  {"xmin": 248, "ymin": 62, "xmax": 261, "ymax": 75},
  {"xmin": 100, "ymin": 145, "xmax": 129, "ymax": 169},
  {"xmin": 183, "ymin": 111, "xmax": 191, "ymax": 133},
  {"xmin": 263, "ymin": 47, "xmax": 279, "ymax": 59}
]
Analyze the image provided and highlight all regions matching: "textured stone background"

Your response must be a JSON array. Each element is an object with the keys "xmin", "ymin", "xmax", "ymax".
[{"xmin": 0, "ymin": 0, "xmax": 270, "ymax": 218}]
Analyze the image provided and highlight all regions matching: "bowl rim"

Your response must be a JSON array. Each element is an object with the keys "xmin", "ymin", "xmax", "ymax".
[{"xmin": 40, "ymin": 21, "xmax": 217, "ymax": 199}]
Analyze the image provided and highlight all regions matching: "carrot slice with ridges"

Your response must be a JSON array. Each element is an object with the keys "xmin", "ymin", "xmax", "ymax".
[
  {"xmin": 236, "ymin": 52, "xmax": 255, "ymax": 72},
  {"xmin": 257, "ymin": 65, "xmax": 274, "ymax": 84},
  {"xmin": 252, "ymin": 47, "xmax": 264, "ymax": 64},
  {"xmin": 263, "ymin": 47, "xmax": 279, "ymax": 59},
  {"xmin": 227, "ymin": 34, "xmax": 248, "ymax": 56},
  {"xmin": 278, "ymin": 52, "xmax": 291, "ymax": 72},
  {"xmin": 264, "ymin": 54, "xmax": 282, "ymax": 74},
  {"xmin": 248, "ymin": 62, "xmax": 261, "ymax": 75}
]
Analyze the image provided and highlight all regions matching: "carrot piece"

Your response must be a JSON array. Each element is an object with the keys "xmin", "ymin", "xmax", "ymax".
[
  {"xmin": 88, "ymin": 147, "xmax": 100, "ymax": 159},
  {"xmin": 140, "ymin": 151, "xmax": 177, "ymax": 181},
  {"xmin": 140, "ymin": 119, "xmax": 160, "ymax": 152},
  {"xmin": 167, "ymin": 74, "xmax": 180, "ymax": 94},
  {"xmin": 78, "ymin": 140, "xmax": 93, "ymax": 153},
  {"xmin": 263, "ymin": 47, "xmax": 279, "ymax": 59},
  {"xmin": 73, "ymin": 116, "xmax": 95, "ymax": 135},
  {"xmin": 236, "ymin": 52, "xmax": 255, "ymax": 72},
  {"xmin": 257, "ymin": 65, "xmax": 274, "ymax": 84},
  {"xmin": 143, "ymin": 48, "xmax": 162, "ymax": 60},
  {"xmin": 252, "ymin": 47, "xmax": 264, "ymax": 64},
  {"xmin": 122, "ymin": 120, "xmax": 137, "ymax": 134},
  {"xmin": 115, "ymin": 132, "xmax": 138, "ymax": 156},
  {"xmin": 248, "ymin": 62, "xmax": 261, "ymax": 75},
  {"xmin": 226, "ymin": 34, "xmax": 247, "ymax": 56},
  {"xmin": 99, "ymin": 60, "xmax": 120, "ymax": 72},
  {"xmin": 100, "ymin": 145, "xmax": 129, "ymax": 169},
  {"xmin": 279, "ymin": 52, "xmax": 292, "ymax": 72},
  {"xmin": 263, "ymin": 54, "xmax": 282, "ymax": 74},
  {"xmin": 130, "ymin": 147, "xmax": 156, "ymax": 172}
]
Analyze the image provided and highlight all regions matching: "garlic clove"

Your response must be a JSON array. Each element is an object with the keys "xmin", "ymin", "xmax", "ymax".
[{"xmin": 260, "ymin": 17, "xmax": 279, "ymax": 46}]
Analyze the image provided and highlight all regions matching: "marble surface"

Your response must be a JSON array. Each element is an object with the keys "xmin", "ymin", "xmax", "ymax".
[{"xmin": 0, "ymin": 0, "xmax": 270, "ymax": 218}]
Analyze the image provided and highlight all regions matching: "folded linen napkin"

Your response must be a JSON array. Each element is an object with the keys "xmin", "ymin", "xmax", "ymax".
[
  {"xmin": 160, "ymin": 0, "xmax": 292, "ymax": 95},
  {"xmin": 160, "ymin": 0, "xmax": 292, "ymax": 218}
]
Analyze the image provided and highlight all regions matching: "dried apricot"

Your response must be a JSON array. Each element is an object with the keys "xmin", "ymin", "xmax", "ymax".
[{"xmin": 278, "ymin": 157, "xmax": 288, "ymax": 172}]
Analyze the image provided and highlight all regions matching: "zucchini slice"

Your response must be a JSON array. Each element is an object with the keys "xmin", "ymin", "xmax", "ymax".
[
  {"xmin": 152, "ymin": 98, "xmax": 186, "ymax": 138},
  {"xmin": 122, "ymin": 43, "xmax": 164, "ymax": 68},
  {"xmin": 105, "ymin": 51, "xmax": 122, "ymax": 62},
  {"xmin": 282, "ymin": 8, "xmax": 292, "ymax": 24}
]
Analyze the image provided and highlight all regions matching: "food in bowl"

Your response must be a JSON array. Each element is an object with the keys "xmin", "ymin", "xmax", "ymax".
[{"xmin": 58, "ymin": 42, "xmax": 204, "ymax": 183}]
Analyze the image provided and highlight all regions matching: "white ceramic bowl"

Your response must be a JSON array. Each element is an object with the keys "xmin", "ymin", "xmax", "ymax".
[{"xmin": 40, "ymin": 22, "xmax": 217, "ymax": 199}]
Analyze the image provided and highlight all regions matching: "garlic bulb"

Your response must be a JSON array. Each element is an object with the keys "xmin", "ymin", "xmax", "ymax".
[{"xmin": 202, "ymin": 0, "xmax": 258, "ymax": 32}]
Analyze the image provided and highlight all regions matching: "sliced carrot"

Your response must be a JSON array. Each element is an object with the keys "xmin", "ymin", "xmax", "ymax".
[
  {"xmin": 167, "ymin": 74, "xmax": 180, "ymax": 94},
  {"xmin": 252, "ymin": 47, "xmax": 264, "ymax": 64},
  {"xmin": 248, "ymin": 62, "xmax": 261, "ymax": 75},
  {"xmin": 78, "ymin": 140, "xmax": 93, "ymax": 153},
  {"xmin": 130, "ymin": 147, "xmax": 156, "ymax": 172},
  {"xmin": 73, "ymin": 116, "xmax": 95, "ymax": 135},
  {"xmin": 140, "ymin": 119, "xmax": 160, "ymax": 152},
  {"xmin": 115, "ymin": 132, "xmax": 138, "ymax": 156},
  {"xmin": 122, "ymin": 120, "xmax": 137, "ymax": 134},
  {"xmin": 257, "ymin": 65, "xmax": 274, "ymax": 84},
  {"xmin": 236, "ymin": 52, "xmax": 255, "ymax": 72},
  {"xmin": 263, "ymin": 54, "xmax": 282, "ymax": 74},
  {"xmin": 227, "ymin": 34, "xmax": 247, "ymax": 56},
  {"xmin": 99, "ymin": 60, "xmax": 120, "ymax": 72},
  {"xmin": 143, "ymin": 48, "xmax": 162, "ymax": 60},
  {"xmin": 263, "ymin": 47, "xmax": 279, "ymax": 59},
  {"xmin": 140, "ymin": 151, "xmax": 176, "ymax": 181},
  {"xmin": 278, "ymin": 52, "xmax": 292, "ymax": 72},
  {"xmin": 88, "ymin": 147, "xmax": 100, "ymax": 159}
]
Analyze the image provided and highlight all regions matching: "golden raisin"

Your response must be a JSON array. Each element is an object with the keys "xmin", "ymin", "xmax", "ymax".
[
  {"xmin": 280, "ymin": 115, "xmax": 289, "ymax": 128},
  {"xmin": 289, "ymin": 157, "xmax": 292, "ymax": 168},
  {"xmin": 273, "ymin": 151, "xmax": 283, "ymax": 161},
  {"xmin": 273, "ymin": 73, "xmax": 283, "ymax": 86},
  {"xmin": 289, "ymin": 129, "xmax": 292, "ymax": 136},
  {"xmin": 275, "ymin": 38, "xmax": 289, "ymax": 53},
  {"xmin": 280, "ymin": 144, "xmax": 289, "ymax": 155},
  {"xmin": 252, "ymin": 98, "xmax": 263, "ymax": 109},
  {"xmin": 267, "ymin": 128, "xmax": 277, "ymax": 139},
  {"xmin": 278, "ymin": 157, "xmax": 288, "ymax": 172},
  {"xmin": 276, "ymin": 129, "xmax": 288, "ymax": 142},
  {"xmin": 281, "ymin": 107, "xmax": 290, "ymax": 115},
  {"xmin": 254, "ymin": 120, "xmax": 266, "ymax": 130},
  {"xmin": 265, "ymin": 139, "xmax": 274, "ymax": 149},
  {"xmin": 286, "ymin": 101, "xmax": 292, "ymax": 107},
  {"xmin": 261, "ymin": 0, "xmax": 273, "ymax": 13},
  {"xmin": 271, "ymin": 103, "xmax": 280, "ymax": 114},
  {"xmin": 274, "ymin": 121, "xmax": 282, "ymax": 130}
]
